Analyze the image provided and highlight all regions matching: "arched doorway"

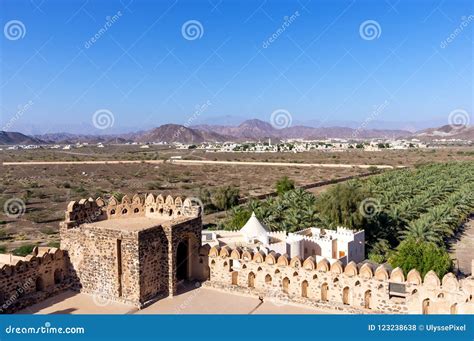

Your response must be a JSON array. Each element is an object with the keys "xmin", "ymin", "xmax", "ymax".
[
  {"xmin": 422, "ymin": 298, "xmax": 430, "ymax": 314},
  {"xmin": 176, "ymin": 240, "xmax": 189, "ymax": 281},
  {"xmin": 265, "ymin": 274, "xmax": 272, "ymax": 284},
  {"xmin": 231, "ymin": 271, "xmax": 238, "ymax": 285},
  {"xmin": 321, "ymin": 282, "xmax": 328, "ymax": 301},
  {"xmin": 342, "ymin": 287, "xmax": 350, "ymax": 305},
  {"xmin": 282, "ymin": 277, "xmax": 290, "ymax": 294},
  {"xmin": 248, "ymin": 272, "xmax": 255, "ymax": 288},
  {"xmin": 302, "ymin": 280, "xmax": 308, "ymax": 298},
  {"xmin": 54, "ymin": 269, "xmax": 63, "ymax": 285},
  {"xmin": 364, "ymin": 290, "xmax": 372, "ymax": 309},
  {"xmin": 36, "ymin": 277, "xmax": 44, "ymax": 292}
]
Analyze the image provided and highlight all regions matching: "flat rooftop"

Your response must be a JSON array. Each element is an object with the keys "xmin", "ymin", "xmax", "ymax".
[
  {"xmin": 86, "ymin": 216, "xmax": 170, "ymax": 232},
  {"xmin": 206, "ymin": 231, "xmax": 284, "ymax": 249},
  {"xmin": 0, "ymin": 254, "xmax": 27, "ymax": 267}
]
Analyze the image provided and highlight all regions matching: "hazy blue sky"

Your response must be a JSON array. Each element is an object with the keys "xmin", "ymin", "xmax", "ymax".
[{"xmin": 0, "ymin": 0, "xmax": 472, "ymax": 134}]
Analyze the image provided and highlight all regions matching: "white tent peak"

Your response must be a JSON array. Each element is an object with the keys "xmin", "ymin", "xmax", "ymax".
[{"xmin": 240, "ymin": 212, "xmax": 269, "ymax": 245}]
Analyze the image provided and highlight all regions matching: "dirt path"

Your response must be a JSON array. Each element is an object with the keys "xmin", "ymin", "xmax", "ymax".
[
  {"xmin": 171, "ymin": 159, "xmax": 401, "ymax": 169},
  {"xmin": 2, "ymin": 160, "xmax": 165, "ymax": 165},
  {"xmin": 3, "ymin": 159, "xmax": 402, "ymax": 169}
]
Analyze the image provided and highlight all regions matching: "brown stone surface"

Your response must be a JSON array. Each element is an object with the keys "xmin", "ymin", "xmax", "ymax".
[
  {"xmin": 206, "ymin": 246, "xmax": 474, "ymax": 314},
  {"xmin": 60, "ymin": 193, "xmax": 203, "ymax": 308}
]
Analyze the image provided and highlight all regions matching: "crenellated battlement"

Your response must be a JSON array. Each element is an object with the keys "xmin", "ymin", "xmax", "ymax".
[
  {"xmin": 63, "ymin": 193, "xmax": 202, "ymax": 227},
  {"xmin": 0, "ymin": 247, "xmax": 70, "ymax": 313}
]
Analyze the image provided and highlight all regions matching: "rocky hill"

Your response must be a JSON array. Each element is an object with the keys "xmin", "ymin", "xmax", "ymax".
[
  {"xmin": 413, "ymin": 124, "xmax": 474, "ymax": 141},
  {"xmin": 133, "ymin": 124, "xmax": 229, "ymax": 143},
  {"xmin": 0, "ymin": 131, "xmax": 44, "ymax": 145}
]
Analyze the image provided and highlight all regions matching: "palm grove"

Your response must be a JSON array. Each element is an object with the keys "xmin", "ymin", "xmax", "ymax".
[{"xmin": 206, "ymin": 162, "xmax": 474, "ymax": 278}]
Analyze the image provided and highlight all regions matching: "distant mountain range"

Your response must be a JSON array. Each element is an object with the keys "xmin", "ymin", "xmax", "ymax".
[
  {"xmin": 0, "ymin": 131, "xmax": 44, "ymax": 145},
  {"xmin": 0, "ymin": 120, "xmax": 472, "ymax": 145},
  {"xmin": 193, "ymin": 119, "xmax": 410, "ymax": 140},
  {"xmin": 412, "ymin": 124, "xmax": 474, "ymax": 141}
]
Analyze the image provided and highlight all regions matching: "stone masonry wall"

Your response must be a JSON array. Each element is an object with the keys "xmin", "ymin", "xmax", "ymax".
[
  {"xmin": 0, "ymin": 248, "xmax": 70, "ymax": 313},
  {"xmin": 60, "ymin": 223, "xmax": 141, "ymax": 307},
  {"xmin": 165, "ymin": 217, "xmax": 203, "ymax": 297},
  {"xmin": 64, "ymin": 194, "xmax": 201, "ymax": 227},
  {"xmin": 138, "ymin": 226, "xmax": 168, "ymax": 303},
  {"xmin": 205, "ymin": 246, "xmax": 474, "ymax": 314}
]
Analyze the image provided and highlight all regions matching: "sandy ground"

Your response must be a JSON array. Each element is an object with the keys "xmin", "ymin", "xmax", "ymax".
[
  {"xmin": 451, "ymin": 219, "xmax": 474, "ymax": 276},
  {"xmin": 16, "ymin": 291, "xmax": 134, "ymax": 314},
  {"xmin": 17, "ymin": 287, "xmax": 333, "ymax": 315}
]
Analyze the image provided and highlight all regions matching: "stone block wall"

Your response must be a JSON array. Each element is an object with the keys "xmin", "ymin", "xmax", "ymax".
[
  {"xmin": 138, "ymin": 227, "xmax": 168, "ymax": 304},
  {"xmin": 205, "ymin": 246, "xmax": 474, "ymax": 314},
  {"xmin": 64, "ymin": 193, "xmax": 201, "ymax": 227},
  {"xmin": 60, "ymin": 223, "xmax": 142, "ymax": 307},
  {"xmin": 164, "ymin": 217, "xmax": 203, "ymax": 296},
  {"xmin": 59, "ymin": 193, "xmax": 203, "ymax": 308}
]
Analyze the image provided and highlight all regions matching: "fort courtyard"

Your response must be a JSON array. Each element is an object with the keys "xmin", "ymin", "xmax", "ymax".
[{"xmin": 18, "ymin": 286, "xmax": 332, "ymax": 315}]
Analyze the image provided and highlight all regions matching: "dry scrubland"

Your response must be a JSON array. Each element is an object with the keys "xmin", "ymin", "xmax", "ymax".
[
  {"xmin": 0, "ymin": 146, "xmax": 473, "ymax": 254},
  {"xmin": 1, "ymin": 144, "xmax": 474, "ymax": 165}
]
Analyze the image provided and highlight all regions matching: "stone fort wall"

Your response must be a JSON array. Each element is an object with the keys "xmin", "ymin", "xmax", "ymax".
[
  {"xmin": 61, "ymin": 193, "xmax": 203, "ymax": 308},
  {"xmin": 63, "ymin": 193, "xmax": 201, "ymax": 227},
  {"xmin": 205, "ymin": 246, "xmax": 474, "ymax": 314},
  {"xmin": 0, "ymin": 247, "xmax": 70, "ymax": 313},
  {"xmin": 0, "ymin": 192, "xmax": 202, "ymax": 313}
]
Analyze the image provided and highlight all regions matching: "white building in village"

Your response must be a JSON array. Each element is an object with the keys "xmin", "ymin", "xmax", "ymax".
[{"xmin": 202, "ymin": 212, "xmax": 365, "ymax": 265}]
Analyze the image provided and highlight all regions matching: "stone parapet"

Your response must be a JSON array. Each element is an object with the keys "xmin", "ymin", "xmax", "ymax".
[{"xmin": 207, "ymin": 246, "xmax": 474, "ymax": 314}]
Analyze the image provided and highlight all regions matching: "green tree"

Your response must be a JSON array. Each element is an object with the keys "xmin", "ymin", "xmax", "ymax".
[
  {"xmin": 13, "ymin": 244, "xmax": 36, "ymax": 257},
  {"xmin": 275, "ymin": 176, "xmax": 295, "ymax": 195},
  {"xmin": 316, "ymin": 181, "xmax": 370, "ymax": 230},
  {"xmin": 226, "ymin": 207, "xmax": 252, "ymax": 230},
  {"xmin": 388, "ymin": 239, "xmax": 452, "ymax": 277},
  {"xmin": 212, "ymin": 186, "xmax": 240, "ymax": 211},
  {"xmin": 368, "ymin": 239, "xmax": 391, "ymax": 263},
  {"xmin": 111, "ymin": 192, "xmax": 124, "ymax": 202}
]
